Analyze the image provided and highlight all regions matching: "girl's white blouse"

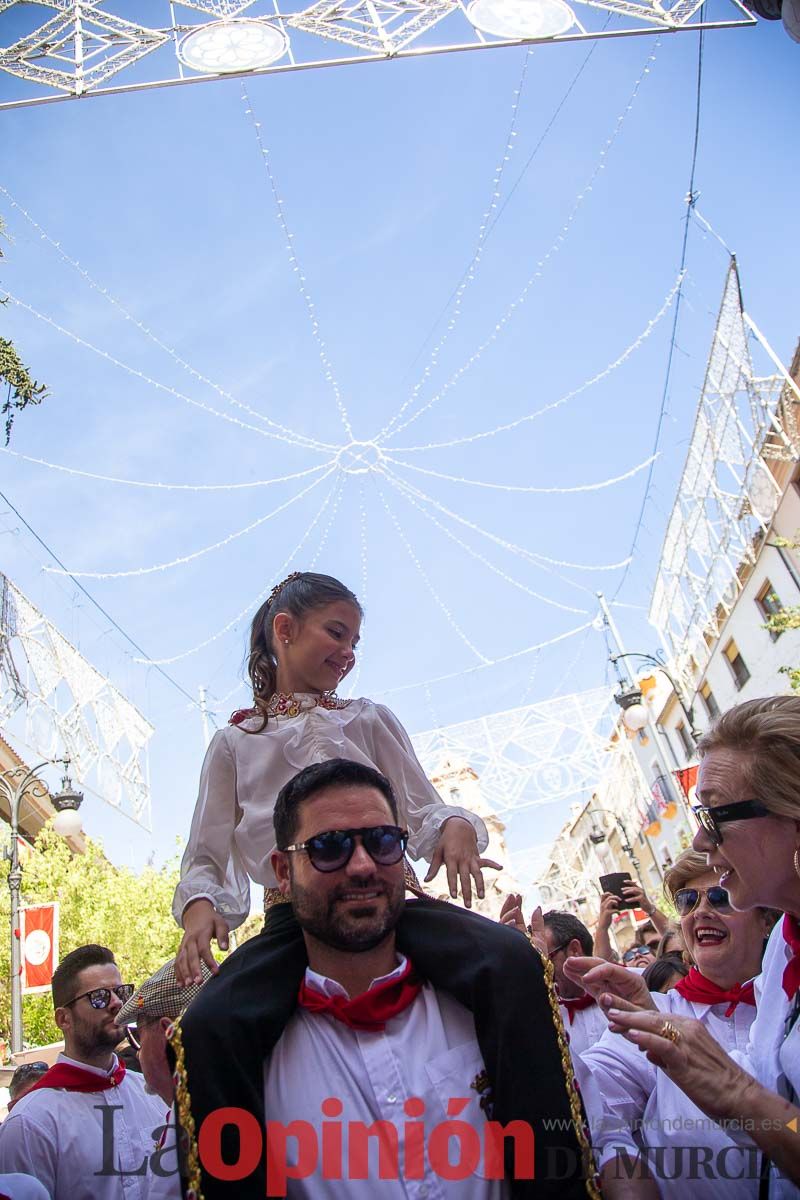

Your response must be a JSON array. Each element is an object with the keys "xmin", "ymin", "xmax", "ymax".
[{"xmin": 173, "ymin": 696, "xmax": 489, "ymax": 929}]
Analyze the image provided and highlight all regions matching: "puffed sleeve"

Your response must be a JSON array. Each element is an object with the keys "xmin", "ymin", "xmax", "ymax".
[
  {"xmin": 172, "ymin": 730, "xmax": 251, "ymax": 930},
  {"xmin": 368, "ymin": 702, "xmax": 489, "ymax": 862}
]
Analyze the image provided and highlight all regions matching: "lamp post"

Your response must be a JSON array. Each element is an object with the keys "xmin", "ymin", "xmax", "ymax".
[
  {"xmin": 610, "ymin": 651, "xmax": 702, "ymax": 743},
  {"xmin": 1, "ymin": 759, "xmax": 83, "ymax": 1054},
  {"xmin": 596, "ymin": 594, "xmax": 694, "ymax": 832},
  {"xmin": 587, "ymin": 807, "xmax": 642, "ymax": 875}
]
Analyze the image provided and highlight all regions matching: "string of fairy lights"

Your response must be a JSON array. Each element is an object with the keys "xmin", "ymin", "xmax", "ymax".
[
  {"xmin": 377, "ymin": 47, "xmax": 535, "ymax": 443},
  {"xmin": 1, "ymin": 33, "xmax": 688, "ymax": 733},
  {"xmin": 382, "ymin": 39, "xmax": 661, "ymax": 444}
]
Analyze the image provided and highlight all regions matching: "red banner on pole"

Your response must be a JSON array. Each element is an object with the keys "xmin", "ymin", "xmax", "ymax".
[
  {"xmin": 20, "ymin": 903, "xmax": 59, "ymax": 994},
  {"xmin": 675, "ymin": 764, "xmax": 699, "ymax": 802}
]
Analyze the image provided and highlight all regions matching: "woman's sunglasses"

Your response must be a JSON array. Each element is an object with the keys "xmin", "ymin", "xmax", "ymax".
[
  {"xmin": 283, "ymin": 825, "xmax": 408, "ymax": 873},
  {"xmin": 622, "ymin": 946, "xmax": 653, "ymax": 964},
  {"xmin": 64, "ymin": 984, "xmax": 135, "ymax": 1010},
  {"xmin": 691, "ymin": 798, "xmax": 770, "ymax": 846},
  {"xmin": 674, "ymin": 885, "xmax": 732, "ymax": 916}
]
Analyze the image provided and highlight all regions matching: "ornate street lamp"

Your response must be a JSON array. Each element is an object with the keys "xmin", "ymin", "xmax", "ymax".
[
  {"xmin": 610, "ymin": 651, "xmax": 702, "ymax": 743},
  {"xmin": 1, "ymin": 759, "xmax": 83, "ymax": 1053}
]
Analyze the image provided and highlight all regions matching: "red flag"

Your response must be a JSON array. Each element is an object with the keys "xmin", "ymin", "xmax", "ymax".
[
  {"xmin": 675, "ymin": 764, "xmax": 699, "ymax": 801},
  {"xmin": 20, "ymin": 903, "xmax": 59, "ymax": 994}
]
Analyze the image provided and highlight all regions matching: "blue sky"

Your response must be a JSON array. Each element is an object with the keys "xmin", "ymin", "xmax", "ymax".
[{"xmin": 0, "ymin": 13, "xmax": 798, "ymax": 902}]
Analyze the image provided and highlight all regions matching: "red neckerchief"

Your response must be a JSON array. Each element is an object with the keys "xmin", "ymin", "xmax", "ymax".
[
  {"xmin": 782, "ymin": 914, "xmax": 800, "ymax": 1000},
  {"xmin": 560, "ymin": 993, "xmax": 597, "ymax": 1025},
  {"xmin": 297, "ymin": 959, "xmax": 422, "ymax": 1032},
  {"xmin": 675, "ymin": 966, "xmax": 756, "ymax": 1017},
  {"xmin": 27, "ymin": 1058, "xmax": 126, "ymax": 1095}
]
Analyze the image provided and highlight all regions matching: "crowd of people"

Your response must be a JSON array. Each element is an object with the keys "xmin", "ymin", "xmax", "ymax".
[{"xmin": 0, "ymin": 571, "xmax": 799, "ymax": 1198}]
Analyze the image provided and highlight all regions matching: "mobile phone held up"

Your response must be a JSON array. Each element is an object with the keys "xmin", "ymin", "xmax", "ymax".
[{"xmin": 599, "ymin": 871, "xmax": 638, "ymax": 910}]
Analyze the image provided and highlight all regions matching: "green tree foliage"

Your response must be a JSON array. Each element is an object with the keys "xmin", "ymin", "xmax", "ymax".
[
  {"xmin": 0, "ymin": 826, "xmax": 182, "ymax": 1049},
  {"xmin": 762, "ymin": 536, "xmax": 800, "ymax": 692},
  {"xmin": 1, "ymin": 221, "xmax": 48, "ymax": 442}
]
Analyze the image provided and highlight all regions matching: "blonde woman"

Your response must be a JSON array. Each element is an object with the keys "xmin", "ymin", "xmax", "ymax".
[
  {"xmin": 578, "ymin": 697, "xmax": 800, "ymax": 1198},
  {"xmin": 570, "ymin": 848, "xmax": 772, "ymax": 1198}
]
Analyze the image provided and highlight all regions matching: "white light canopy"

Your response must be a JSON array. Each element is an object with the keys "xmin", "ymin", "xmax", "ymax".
[
  {"xmin": 178, "ymin": 18, "xmax": 287, "ymax": 73},
  {"xmin": 467, "ymin": 0, "xmax": 575, "ymax": 39}
]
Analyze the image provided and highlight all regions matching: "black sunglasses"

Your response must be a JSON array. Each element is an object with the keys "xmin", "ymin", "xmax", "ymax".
[
  {"xmin": 125, "ymin": 1025, "xmax": 141, "ymax": 1052},
  {"xmin": 548, "ymin": 940, "xmax": 571, "ymax": 958},
  {"xmin": 674, "ymin": 885, "xmax": 732, "ymax": 916},
  {"xmin": 692, "ymin": 798, "xmax": 770, "ymax": 846},
  {"xmin": 64, "ymin": 984, "xmax": 135, "ymax": 1010},
  {"xmin": 12, "ymin": 1061, "xmax": 48, "ymax": 1076},
  {"xmin": 283, "ymin": 825, "xmax": 408, "ymax": 873}
]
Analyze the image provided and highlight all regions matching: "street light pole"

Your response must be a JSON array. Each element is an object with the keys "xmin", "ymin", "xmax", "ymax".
[
  {"xmin": 588, "ymin": 807, "xmax": 641, "ymax": 874},
  {"xmin": 596, "ymin": 593, "xmax": 684, "ymax": 796},
  {"xmin": 1, "ymin": 759, "xmax": 82, "ymax": 1054},
  {"xmin": 610, "ymin": 651, "xmax": 702, "ymax": 743}
]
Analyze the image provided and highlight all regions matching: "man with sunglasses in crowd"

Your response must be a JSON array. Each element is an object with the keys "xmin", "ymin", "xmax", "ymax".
[
  {"xmin": 0, "ymin": 944, "xmax": 165, "ymax": 1199},
  {"xmin": 171, "ymin": 758, "xmax": 594, "ymax": 1200},
  {"xmin": 539, "ymin": 912, "xmax": 609, "ymax": 1059}
]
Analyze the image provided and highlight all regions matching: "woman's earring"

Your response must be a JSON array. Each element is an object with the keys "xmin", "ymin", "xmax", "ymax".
[
  {"xmin": 794, "ymin": 847, "xmax": 800, "ymax": 881},
  {"xmin": 283, "ymin": 639, "xmax": 289, "ymax": 646}
]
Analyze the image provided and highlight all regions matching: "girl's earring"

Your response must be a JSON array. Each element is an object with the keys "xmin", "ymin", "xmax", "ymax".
[{"xmin": 283, "ymin": 639, "xmax": 289, "ymax": 646}]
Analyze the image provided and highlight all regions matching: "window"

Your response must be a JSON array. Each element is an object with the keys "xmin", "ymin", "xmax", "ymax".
[
  {"xmin": 675, "ymin": 722, "xmax": 694, "ymax": 757},
  {"xmin": 700, "ymin": 681, "xmax": 720, "ymax": 720},
  {"xmin": 724, "ymin": 639, "xmax": 751, "ymax": 690},
  {"xmin": 756, "ymin": 579, "xmax": 783, "ymax": 641}
]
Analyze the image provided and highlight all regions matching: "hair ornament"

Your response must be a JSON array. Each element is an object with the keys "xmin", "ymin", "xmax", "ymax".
[{"xmin": 268, "ymin": 571, "xmax": 303, "ymax": 608}]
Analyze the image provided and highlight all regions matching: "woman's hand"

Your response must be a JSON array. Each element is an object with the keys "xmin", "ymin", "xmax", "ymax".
[
  {"xmin": 562, "ymin": 956, "xmax": 657, "ymax": 1011},
  {"xmin": 176, "ymin": 899, "xmax": 230, "ymax": 987},
  {"xmin": 603, "ymin": 1006, "xmax": 760, "ymax": 1124},
  {"xmin": 499, "ymin": 896, "xmax": 549, "ymax": 956},
  {"xmin": 424, "ymin": 817, "xmax": 501, "ymax": 907}
]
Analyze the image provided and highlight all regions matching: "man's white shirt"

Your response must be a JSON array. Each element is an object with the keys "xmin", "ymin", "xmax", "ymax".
[
  {"xmin": 0, "ymin": 1054, "xmax": 165, "ymax": 1200},
  {"xmin": 558, "ymin": 1000, "xmax": 607, "ymax": 1060},
  {"xmin": 264, "ymin": 955, "xmax": 511, "ymax": 1199}
]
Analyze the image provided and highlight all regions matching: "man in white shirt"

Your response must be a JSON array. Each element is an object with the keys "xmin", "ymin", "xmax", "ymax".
[
  {"xmin": 171, "ymin": 759, "xmax": 596, "ymax": 1200},
  {"xmin": 541, "ymin": 913, "xmax": 608, "ymax": 1060},
  {"xmin": 0, "ymin": 944, "xmax": 165, "ymax": 1200}
]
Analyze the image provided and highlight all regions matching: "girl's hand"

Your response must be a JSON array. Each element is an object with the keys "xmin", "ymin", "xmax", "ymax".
[
  {"xmin": 176, "ymin": 899, "xmax": 230, "ymax": 987},
  {"xmin": 424, "ymin": 817, "xmax": 501, "ymax": 907},
  {"xmin": 562, "ymin": 956, "xmax": 657, "ymax": 1011},
  {"xmin": 604, "ymin": 1006, "xmax": 760, "ymax": 1123}
]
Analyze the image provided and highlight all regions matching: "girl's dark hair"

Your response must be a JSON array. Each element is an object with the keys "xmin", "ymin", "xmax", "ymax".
[
  {"xmin": 642, "ymin": 953, "xmax": 689, "ymax": 993},
  {"xmin": 247, "ymin": 572, "xmax": 362, "ymax": 727}
]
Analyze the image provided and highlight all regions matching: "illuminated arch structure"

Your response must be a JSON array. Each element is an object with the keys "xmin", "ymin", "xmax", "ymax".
[{"xmin": 0, "ymin": 0, "xmax": 754, "ymax": 111}]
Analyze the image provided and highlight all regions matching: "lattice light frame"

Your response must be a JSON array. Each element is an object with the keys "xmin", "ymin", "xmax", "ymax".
[
  {"xmin": 648, "ymin": 258, "xmax": 791, "ymax": 697},
  {"xmin": 411, "ymin": 686, "xmax": 617, "ymax": 817},
  {"xmin": 0, "ymin": 574, "xmax": 154, "ymax": 829},
  {"xmin": 0, "ymin": 0, "xmax": 756, "ymax": 109}
]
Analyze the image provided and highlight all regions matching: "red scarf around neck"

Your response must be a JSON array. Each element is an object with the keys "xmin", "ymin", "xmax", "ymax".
[
  {"xmin": 560, "ymin": 993, "xmax": 597, "ymax": 1025},
  {"xmin": 782, "ymin": 914, "xmax": 800, "ymax": 1000},
  {"xmin": 27, "ymin": 1058, "xmax": 126, "ymax": 1095},
  {"xmin": 674, "ymin": 966, "xmax": 756, "ymax": 1016},
  {"xmin": 297, "ymin": 959, "xmax": 422, "ymax": 1032}
]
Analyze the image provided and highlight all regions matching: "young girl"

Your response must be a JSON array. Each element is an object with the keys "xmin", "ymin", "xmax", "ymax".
[
  {"xmin": 171, "ymin": 572, "xmax": 595, "ymax": 1199},
  {"xmin": 174, "ymin": 570, "xmax": 497, "ymax": 986}
]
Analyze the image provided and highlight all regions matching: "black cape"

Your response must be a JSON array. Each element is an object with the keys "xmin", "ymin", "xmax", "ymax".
[{"xmin": 171, "ymin": 899, "xmax": 598, "ymax": 1199}]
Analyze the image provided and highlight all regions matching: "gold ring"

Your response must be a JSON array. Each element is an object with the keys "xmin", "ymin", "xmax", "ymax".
[{"xmin": 660, "ymin": 1020, "xmax": 681, "ymax": 1044}]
